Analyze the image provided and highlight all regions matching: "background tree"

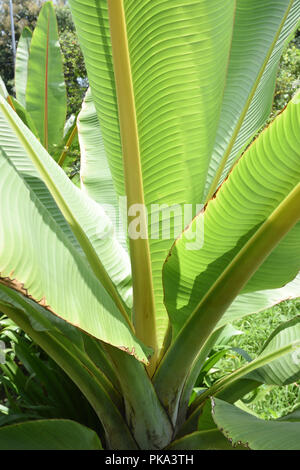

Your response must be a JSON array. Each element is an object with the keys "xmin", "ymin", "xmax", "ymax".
[
  {"xmin": 272, "ymin": 30, "xmax": 300, "ymax": 116},
  {"xmin": 55, "ymin": 4, "xmax": 88, "ymax": 116}
]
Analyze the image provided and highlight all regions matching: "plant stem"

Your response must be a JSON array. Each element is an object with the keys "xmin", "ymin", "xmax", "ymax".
[
  {"xmin": 106, "ymin": 345, "xmax": 173, "ymax": 450},
  {"xmin": 107, "ymin": 0, "xmax": 157, "ymax": 372},
  {"xmin": 57, "ymin": 124, "xmax": 78, "ymax": 167},
  {"xmin": 6, "ymin": 96, "xmax": 16, "ymax": 111}
]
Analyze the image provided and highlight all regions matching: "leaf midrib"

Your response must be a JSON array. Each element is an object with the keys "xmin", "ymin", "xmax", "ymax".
[
  {"xmin": 107, "ymin": 0, "xmax": 157, "ymax": 366},
  {"xmin": 44, "ymin": 12, "xmax": 50, "ymax": 150}
]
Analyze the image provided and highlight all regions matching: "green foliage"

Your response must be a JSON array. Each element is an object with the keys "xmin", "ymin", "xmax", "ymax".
[
  {"xmin": 0, "ymin": 418, "xmax": 102, "ymax": 450},
  {"xmin": 0, "ymin": 315, "xmax": 102, "ymax": 433},
  {"xmin": 55, "ymin": 4, "xmax": 88, "ymax": 117},
  {"xmin": 208, "ymin": 300, "xmax": 300, "ymax": 420},
  {"xmin": 55, "ymin": 3, "xmax": 75, "ymax": 33},
  {"xmin": 59, "ymin": 29, "xmax": 88, "ymax": 117},
  {"xmin": 25, "ymin": 2, "xmax": 67, "ymax": 152},
  {"xmin": 0, "ymin": 0, "xmax": 300, "ymax": 451}
]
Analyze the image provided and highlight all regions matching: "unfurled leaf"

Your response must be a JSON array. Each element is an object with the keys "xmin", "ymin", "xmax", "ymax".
[{"xmin": 26, "ymin": 2, "xmax": 67, "ymax": 151}]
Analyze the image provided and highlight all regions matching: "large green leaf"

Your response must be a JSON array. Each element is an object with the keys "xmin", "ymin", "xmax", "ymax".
[
  {"xmin": 0, "ymin": 97, "xmax": 150, "ymax": 364},
  {"xmin": 212, "ymin": 398, "xmax": 300, "ymax": 450},
  {"xmin": 77, "ymin": 88, "xmax": 127, "ymax": 250},
  {"xmin": 163, "ymin": 93, "xmax": 300, "ymax": 339},
  {"xmin": 0, "ymin": 283, "xmax": 84, "ymax": 348},
  {"xmin": 155, "ymin": 91, "xmax": 300, "ymax": 418},
  {"xmin": 26, "ymin": 2, "xmax": 66, "ymax": 152},
  {"xmin": 0, "ymin": 150, "xmax": 149, "ymax": 362},
  {"xmin": 204, "ymin": 0, "xmax": 300, "ymax": 201},
  {"xmin": 68, "ymin": 0, "xmax": 236, "ymax": 354},
  {"xmin": 15, "ymin": 27, "xmax": 32, "ymax": 108},
  {"xmin": 0, "ymin": 419, "xmax": 102, "ymax": 450},
  {"xmin": 0, "ymin": 95, "xmax": 133, "ymax": 321}
]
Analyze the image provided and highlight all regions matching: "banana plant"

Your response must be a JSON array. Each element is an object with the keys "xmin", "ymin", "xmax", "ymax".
[{"xmin": 0, "ymin": 0, "xmax": 300, "ymax": 450}]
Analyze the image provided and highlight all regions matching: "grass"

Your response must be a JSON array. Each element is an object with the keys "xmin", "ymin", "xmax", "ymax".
[{"xmin": 211, "ymin": 299, "xmax": 300, "ymax": 420}]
